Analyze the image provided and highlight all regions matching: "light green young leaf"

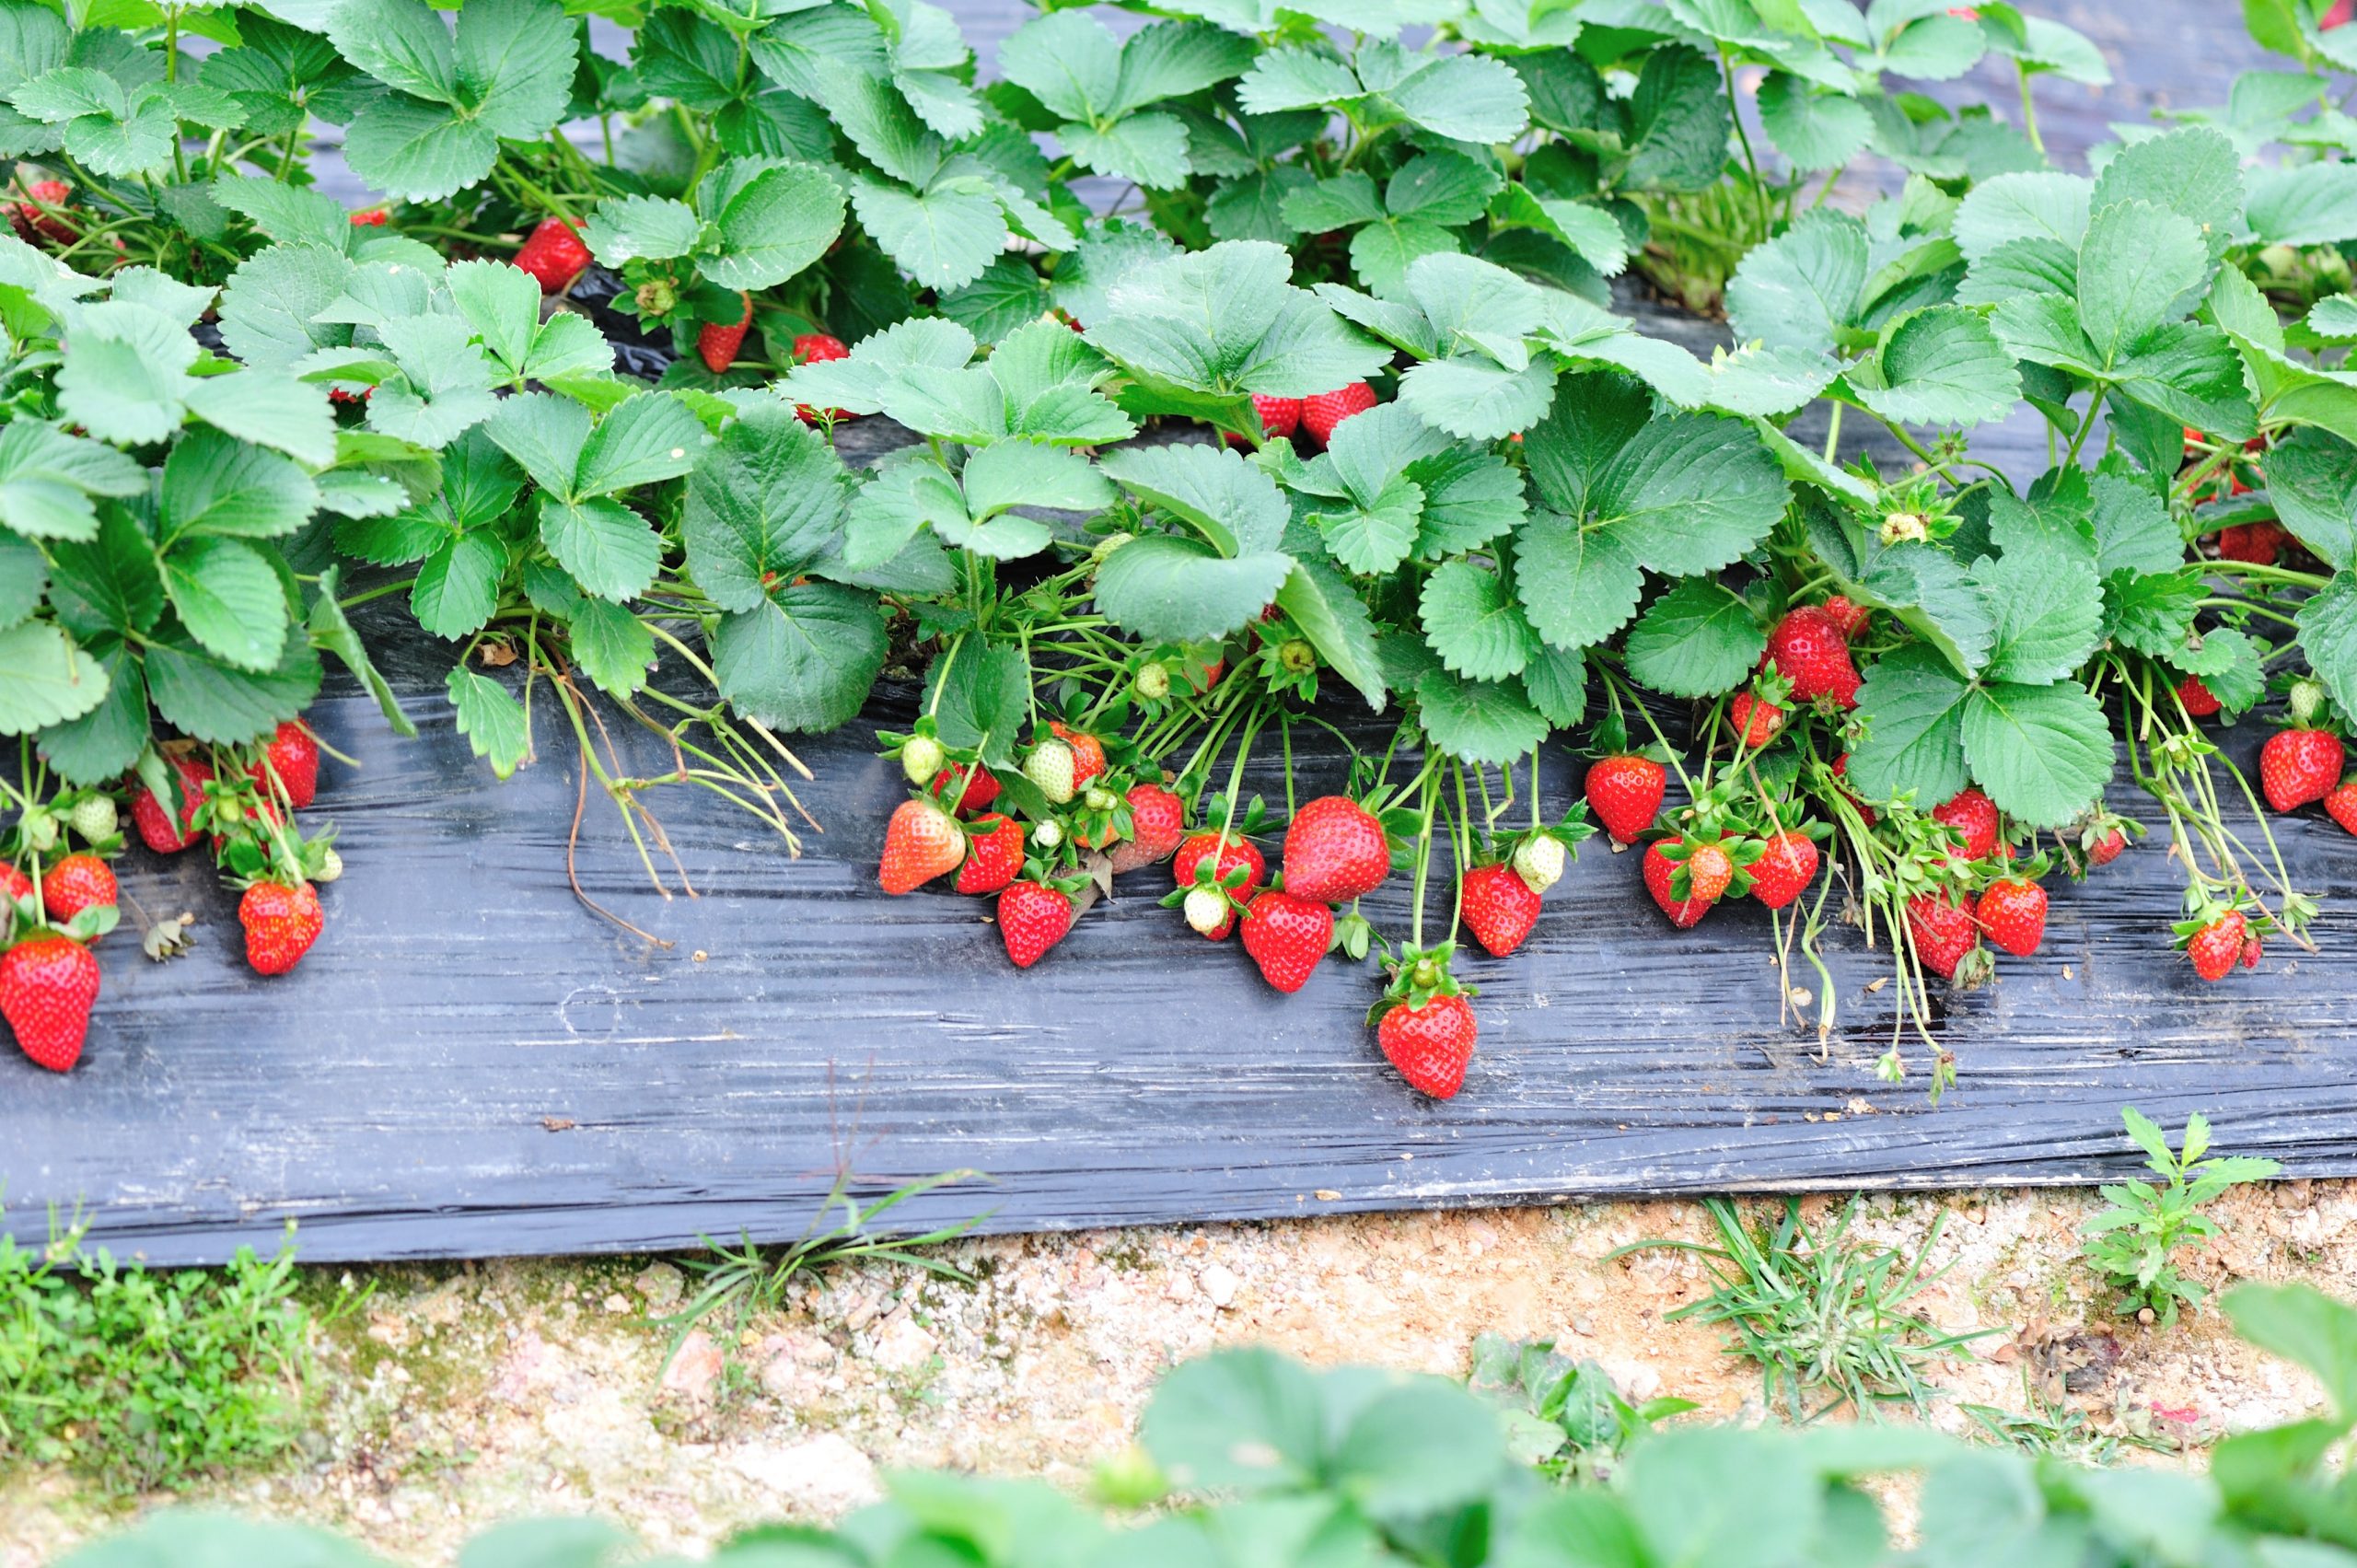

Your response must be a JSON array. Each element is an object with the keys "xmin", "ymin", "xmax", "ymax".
[
  {"xmin": 1419, "ymin": 559, "xmax": 1535, "ymax": 680},
  {"xmin": 447, "ymin": 666, "xmax": 530, "ymax": 778},
  {"xmin": 2075, "ymin": 200, "xmax": 2208, "ymax": 366},
  {"xmin": 0, "ymin": 620, "xmax": 108, "ymax": 733},
  {"xmin": 162, "ymin": 536, "xmax": 288, "ymax": 671},
  {"xmin": 1847, "ymin": 306, "xmax": 2021, "ymax": 427},
  {"xmin": 1414, "ymin": 668, "xmax": 1548, "ymax": 764},
  {"xmin": 1961, "ymin": 679, "xmax": 2113, "ymax": 826}
]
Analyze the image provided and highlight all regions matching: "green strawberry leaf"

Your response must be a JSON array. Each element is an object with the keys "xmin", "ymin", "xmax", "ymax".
[{"xmin": 1623, "ymin": 578, "xmax": 1766, "ymax": 698}]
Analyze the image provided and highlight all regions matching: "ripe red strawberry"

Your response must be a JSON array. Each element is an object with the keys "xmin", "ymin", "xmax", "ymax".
[
  {"xmin": 350, "ymin": 207, "xmax": 389, "ymax": 226},
  {"xmin": 2328, "ymin": 778, "xmax": 2357, "ymax": 836},
  {"xmin": 928, "ymin": 761, "xmax": 1001, "ymax": 817},
  {"xmin": 2217, "ymin": 521, "xmax": 2288, "ymax": 564},
  {"xmin": 249, "ymin": 721, "xmax": 319, "ymax": 808},
  {"xmin": 954, "ymin": 814, "xmax": 1026, "ymax": 895},
  {"xmin": 1688, "ymin": 842, "xmax": 1735, "ymax": 901},
  {"xmin": 1376, "ymin": 993, "xmax": 1477, "ymax": 1098},
  {"xmin": 1281, "ymin": 796, "xmax": 1390, "ymax": 904},
  {"xmin": 878, "ymin": 798, "xmax": 966, "ymax": 894},
  {"xmin": 2176, "ymin": 675, "xmax": 2223, "ymax": 718},
  {"xmin": 1749, "ymin": 830, "xmax": 1818, "ymax": 911},
  {"xmin": 1252, "ymin": 393, "xmax": 1302, "ymax": 440},
  {"xmin": 0, "ymin": 933, "xmax": 99, "ymax": 1071},
  {"xmin": 1585, "ymin": 755, "xmax": 1667, "ymax": 845},
  {"xmin": 238, "ymin": 880, "xmax": 323, "ymax": 976},
  {"xmin": 0, "ymin": 863, "xmax": 29, "ymax": 905},
  {"xmin": 1907, "ymin": 892, "xmax": 1979, "ymax": 981},
  {"xmin": 11, "ymin": 179, "xmax": 75, "ymax": 245},
  {"xmin": 132, "ymin": 754, "xmax": 214, "ymax": 853},
  {"xmin": 1459, "ymin": 863, "xmax": 1541, "ymax": 958},
  {"xmin": 1976, "ymin": 877, "xmax": 2047, "ymax": 958},
  {"xmin": 512, "ymin": 215, "xmax": 589, "ymax": 294},
  {"xmin": 1820, "ymin": 596, "xmax": 1870, "ymax": 640},
  {"xmin": 996, "ymin": 881, "xmax": 1074, "ymax": 968},
  {"xmin": 1728, "ymin": 691, "xmax": 1785, "ymax": 748},
  {"xmin": 1642, "ymin": 842, "xmax": 1717, "ymax": 929},
  {"xmin": 1761, "ymin": 606, "xmax": 1861, "ymax": 708},
  {"xmin": 1239, "ymin": 889, "xmax": 1334, "ymax": 993},
  {"xmin": 1109, "ymin": 782, "xmax": 1185, "ymax": 875},
  {"xmin": 1173, "ymin": 830, "xmax": 1265, "ymax": 939},
  {"xmin": 40, "ymin": 854, "xmax": 115, "ymax": 924},
  {"xmin": 2188, "ymin": 912, "xmax": 2247, "ymax": 982},
  {"xmin": 696, "ymin": 293, "xmax": 753, "ymax": 375},
  {"xmin": 2087, "ymin": 827, "xmax": 2127, "ymax": 865},
  {"xmin": 1049, "ymin": 723, "xmax": 1107, "ymax": 790},
  {"xmin": 790, "ymin": 332, "xmax": 856, "ymax": 424},
  {"xmin": 1932, "ymin": 786, "xmax": 1999, "ymax": 861},
  {"xmin": 2241, "ymin": 934, "xmax": 2265, "ymax": 970},
  {"xmin": 2261, "ymin": 728, "xmax": 2345, "ymax": 812},
  {"xmin": 1300, "ymin": 381, "xmax": 1377, "ymax": 447}
]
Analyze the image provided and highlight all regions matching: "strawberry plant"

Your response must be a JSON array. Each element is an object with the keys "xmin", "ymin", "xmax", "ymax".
[{"xmin": 4, "ymin": 0, "xmax": 2357, "ymax": 1100}]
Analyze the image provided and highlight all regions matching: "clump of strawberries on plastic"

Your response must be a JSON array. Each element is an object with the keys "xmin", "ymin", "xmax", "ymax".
[{"xmin": 1, "ymin": 721, "xmax": 340, "ymax": 1074}]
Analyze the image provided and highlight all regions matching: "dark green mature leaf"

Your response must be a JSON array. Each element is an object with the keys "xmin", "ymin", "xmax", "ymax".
[
  {"xmin": 0, "ymin": 619, "xmax": 108, "ymax": 733},
  {"xmin": 700, "ymin": 157, "xmax": 848, "ymax": 290},
  {"xmin": 447, "ymin": 666, "xmax": 530, "ymax": 779},
  {"xmin": 1848, "ymin": 643, "xmax": 1970, "ymax": 806},
  {"xmin": 1848, "ymin": 306, "xmax": 2020, "ymax": 427},
  {"xmin": 145, "ymin": 631, "xmax": 321, "ymax": 746},
  {"xmin": 1595, "ymin": 414, "xmax": 1791, "ymax": 577},
  {"xmin": 1420, "ymin": 559, "xmax": 1535, "ymax": 679},
  {"xmin": 2267, "ymin": 427, "xmax": 2357, "ymax": 571},
  {"xmin": 1724, "ymin": 208, "xmax": 1864, "ymax": 358},
  {"xmin": 1275, "ymin": 558, "xmax": 1385, "ymax": 711},
  {"xmin": 1416, "ymin": 668, "xmax": 1549, "ymax": 764},
  {"xmin": 34, "ymin": 639, "xmax": 145, "ymax": 783},
  {"xmin": 684, "ymin": 402, "xmax": 846, "ymax": 612},
  {"xmin": 163, "ymin": 537, "xmax": 288, "ymax": 672},
  {"xmin": 2075, "ymin": 200, "xmax": 2208, "ymax": 366},
  {"xmin": 1961, "ymin": 679, "xmax": 2112, "ymax": 826},
  {"xmin": 330, "ymin": 0, "xmax": 578, "ymax": 201},
  {"xmin": 1623, "ymin": 44, "xmax": 1729, "ymax": 192},
  {"xmin": 1514, "ymin": 510, "xmax": 1643, "ymax": 651},
  {"xmin": 2298, "ymin": 572, "xmax": 2357, "ymax": 722},
  {"xmin": 711, "ymin": 581, "xmax": 887, "ymax": 733},
  {"xmin": 1972, "ymin": 546, "xmax": 2102, "ymax": 685},
  {"xmin": 1623, "ymin": 580, "xmax": 1764, "ymax": 698},
  {"xmin": 1085, "ymin": 240, "xmax": 1391, "ymax": 401},
  {"xmin": 1097, "ymin": 536, "xmax": 1293, "ymax": 642}
]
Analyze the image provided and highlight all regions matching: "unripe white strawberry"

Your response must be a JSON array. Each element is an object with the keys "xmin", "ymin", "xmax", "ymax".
[
  {"xmin": 1133, "ymin": 662, "xmax": 1170, "ymax": 701},
  {"xmin": 1183, "ymin": 886, "xmax": 1227, "ymax": 935},
  {"xmin": 1025, "ymin": 740, "xmax": 1077, "ymax": 804},
  {"xmin": 1085, "ymin": 786, "xmax": 1119, "ymax": 812},
  {"xmin": 900, "ymin": 735, "xmax": 946, "ymax": 785},
  {"xmin": 67, "ymin": 796, "xmax": 118, "ymax": 843},
  {"xmin": 1032, "ymin": 819, "xmax": 1063, "ymax": 849},
  {"xmin": 316, "ymin": 845, "xmax": 344, "ymax": 883},
  {"xmin": 2290, "ymin": 677, "xmax": 2329, "ymax": 729},
  {"xmin": 1513, "ymin": 835, "xmax": 1565, "ymax": 894}
]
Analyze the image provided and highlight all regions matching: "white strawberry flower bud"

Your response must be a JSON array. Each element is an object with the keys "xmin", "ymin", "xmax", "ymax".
[
  {"xmin": 900, "ymin": 735, "xmax": 946, "ymax": 785},
  {"xmin": 1513, "ymin": 835, "xmax": 1565, "ymax": 893},
  {"xmin": 1032, "ymin": 819, "xmax": 1063, "ymax": 849},
  {"xmin": 1025, "ymin": 740, "xmax": 1077, "ymax": 804},
  {"xmin": 1184, "ymin": 886, "xmax": 1227, "ymax": 935}
]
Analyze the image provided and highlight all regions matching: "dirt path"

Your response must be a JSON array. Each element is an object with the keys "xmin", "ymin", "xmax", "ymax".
[{"xmin": 6, "ymin": 1182, "xmax": 2351, "ymax": 1566}]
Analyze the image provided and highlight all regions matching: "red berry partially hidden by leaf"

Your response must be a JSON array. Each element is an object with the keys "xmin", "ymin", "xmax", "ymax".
[
  {"xmin": 238, "ymin": 880, "xmax": 324, "ymax": 977},
  {"xmin": 2261, "ymin": 728, "xmax": 2345, "ymax": 812},
  {"xmin": 1376, "ymin": 993, "xmax": 1477, "ymax": 1099},
  {"xmin": 1049, "ymin": 723, "xmax": 1107, "ymax": 791},
  {"xmin": 132, "ymin": 755, "xmax": 214, "ymax": 853},
  {"xmin": 1300, "ymin": 382, "xmax": 1377, "ymax": 447},
  {"xmin": 1748, "ymin": 831, "xmax": 1818, "ymax": 911},
  {"xmin": 879, "ymin": 798, "xmax": 966, "ymax": 894},
  {"xmin": 790, "ymin": 332, "xmax": 856, "ymax": 424},
  {"xmin": 2188, "ymin": 912, "xmax": 2248, "ymax": 982},
  {"xmin": 2217, "ymin": 521, "xmax": 2288, "ymax": 564},
  {"xmin": 1252, "ymin": 393, "xmax": 1302, "ymax": 440},
  {"xmin": 1240, "ymin": 889, "xmax": 1334, "ymax": 993},
  {"xmin": 0, "ymin": 933, "xmax": 99, "ymax": 1072},
  {"xmin": 0, "ymin": 864, "xmax": 29, "ymax": 905},
  {"xmin": 40, "ymin": 854, "xmax": 116, "ymax": 925},
  {"xmin": 1585, "ymin": 756, "xmax": 1667, "ymax": 845},
  {"xmin": 1109, "ymin": 783, "xmax": 1185, "ymax": 875},
  {"xmin": 1976, "ymin": 877, "xmax": 2047, "ymax": 958},
  {"xmin": 929, "ymin": 762, "xmax": 1001, "ymax": 817},
  {"xmin": 954, "ymin": 814, "xmax": 1026, "ymax": 896},
  {"xmin": 1820, "ymin": 596, "xmax": 1870, "ymax": 640},
  {"xmin": 1174, "ymin": 831, "xmax": 1265, "ymax": 939},
  {"xmin": 1932, "ymin": 786, "xmax": 1999, "ymax": 861},
  {"xmin": 250, "ymin": 721, "xmax": 319, "ymax": 808},
  {"xmin": 2176, "ymin": 675, "xmax": 2223, "ymax": 718},
  {"xmin": 350, "ymin": 207, "xmax": 389, "ymax": 226},
  {"xmin": 1728, "ymin": 692, "xmax": 1785, "ymax": 748},
  {"xmin": 512, "ymin": 216, "xmax": 590, "ymax": 294},
  {"xmin": 696, "ymin": 292, "xmax": 753, "ymax": 376},
  {"xmin": 1459, "ymin": 863, "xmax": 1541, "ymax": 958},
  {"xmin": 11, "ymin": 179, "xmax": 75, "ymax": 246},
  {"xmin": 1907, "ymin": 893, "xmax": 1979, "ymax": 981},
  {"xmin": 997, "ymin": 881, "xmax": 1074, "ymax": 969},
  {"xmin": 1282, "ymin": 796, "xmax": 1389, "ymax": 904},
  {"xmin": 1643, "ymin": 842, "xmax": 1716, "ymax": 929}
]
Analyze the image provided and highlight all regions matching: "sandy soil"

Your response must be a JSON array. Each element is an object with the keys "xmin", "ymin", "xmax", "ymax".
[{"xmin": 5, "ymin": 1180, "xmax": 2351, "ymax": 1566}]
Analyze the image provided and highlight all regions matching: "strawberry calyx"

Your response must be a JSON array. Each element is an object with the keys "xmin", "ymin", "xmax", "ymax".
[{"xmin": 1367, "ymin": 941, "xmax": 1471, "ymax": 1025}]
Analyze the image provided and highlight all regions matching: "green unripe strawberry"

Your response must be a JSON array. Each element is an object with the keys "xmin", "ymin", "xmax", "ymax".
[
  {"xmin": 66, "ymin": 796, "xmax": 117, "ymax": 843},
  {"xmin": 316, "ymin": 846, "xmax": 344, "ymax": 883},
  {"xmin": 1025, "ymin": 739, "xmax": 1077, "ymax": 804},
  {"xmin": 1032, "ymin": 819, "xmax": 1064, "ymax": 849},
  {"xmin": 1513, "ymin": 835, "xmax": 1565, "ymax": 893},
  {"xmin": 1133, "ymin": 662, "xmax": 1170, "ymax": 701},
  {"xmin": 2290, "ymin": 677, "xmax": 2329, "ymax": 729},
  {"xmin": 900, "ymin": 735, "xmax": 946, "ymax": 785}
]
